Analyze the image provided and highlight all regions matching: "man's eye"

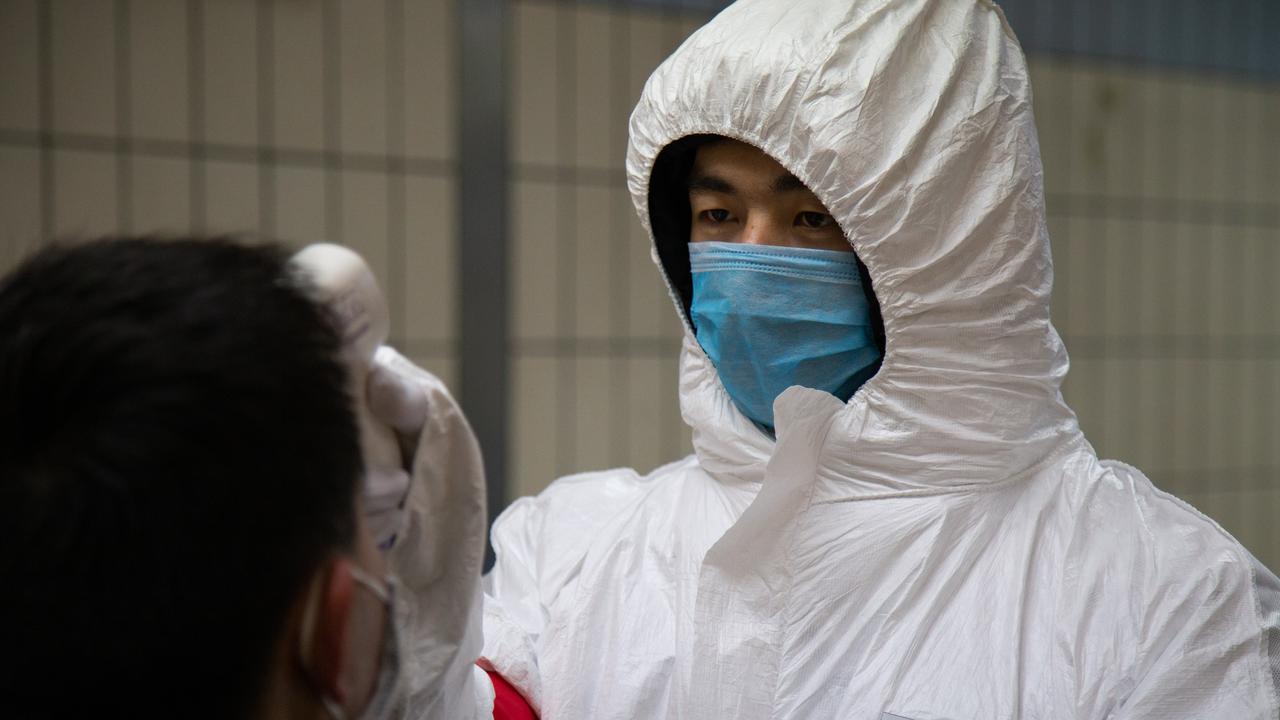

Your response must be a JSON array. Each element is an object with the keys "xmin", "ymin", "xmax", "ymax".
[
  {"xmin": 700, "ymin": 209, "xmax": 731, "ymax": 223},
  {"xmin": 797, "ymin": 211, "xmax": 833, "ymax": 229}
]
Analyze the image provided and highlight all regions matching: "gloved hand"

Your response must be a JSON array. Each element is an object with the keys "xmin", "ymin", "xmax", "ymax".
[
  {"xmin": 363, "ymin": 464, "xmax": 411, "ymax": 550},
  {"xmin": 365, "ymin": 345, "xmax": 494, "ymax": 719},
  {"xmin": 364, "ymin": 353, "xmax": 431, "ymax": 550},
  {"xmin": 288, "ymin": 242, "xmax": 422, "ymax": 554}
]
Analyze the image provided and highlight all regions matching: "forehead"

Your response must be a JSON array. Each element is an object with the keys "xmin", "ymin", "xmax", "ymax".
[
  {"xmin": 691, "ymin": 138, "xmax": 791, "ymax": 181},
  {"xmin": 688, "ymin": 138, "xmax": 818, "ymax": 201}
]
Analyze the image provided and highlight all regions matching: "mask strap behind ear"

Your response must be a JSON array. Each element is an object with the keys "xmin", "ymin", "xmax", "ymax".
[
  {"xmin": 347, "ymin": 565, "xmax": 390, "ymax": 605},
  {"xmin": 298, "ymin": 568, "xmax": 325, "ymax": 664},
  {"xmin": 297, "ymin": 562, "xmax": 351, "ymax": 720}
]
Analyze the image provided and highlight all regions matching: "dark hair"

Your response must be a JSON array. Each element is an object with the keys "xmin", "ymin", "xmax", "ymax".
[
  {"xmin": 648, "ymin": 134, "xmax": 720, "ymax": 323},
  {"xmin": 0, "ymin": 238, "xmax": 362, "ymax": 718}
]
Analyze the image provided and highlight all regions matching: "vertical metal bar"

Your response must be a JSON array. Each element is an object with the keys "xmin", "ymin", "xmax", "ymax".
[
  {"xmin": 458, "ymin": 0, "xmax": 508, "ymax": 565},
  {"xmin": 1086, "ymin": 0, "xmax": 1109, "ymax": 450},
  {"xmin": 555, "ymin": 5, "xmax": 576, "ymax": 476},
  {"xmin": 322, "ymin": 0, "xmax": 342, "ymax": 243},
  {"xmin": 187, "ymin": 0, "xmax": 206, "ymax": 234},
  {"xmin": 257, "ymin": 0, "xmax": 276, "ymax": 240},
  {"xmin": 37, "ymin": 0, "xmax": 53, "ymax": 241},
  {"xmin": 115, "ymin": 0, "xmax": 132, "ymax": 235},
  {"xmin": 385, "ymin": 0, "xmax": 406, "ymax": 345},
  {"xmin": 609, "ymin": 3, "xmax": 630, "ymax": 466}
]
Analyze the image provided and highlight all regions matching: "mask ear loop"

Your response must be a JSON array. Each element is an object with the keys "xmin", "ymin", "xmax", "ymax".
[
  {"xmin": 347, "ymin": 565, "xmax": 391, "ymax": 605},
  {"xmin": 297, "ymin": 564, "xmax": 352, "ymax": 720}
]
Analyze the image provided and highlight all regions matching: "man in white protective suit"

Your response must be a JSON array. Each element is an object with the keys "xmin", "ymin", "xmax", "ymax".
[{"xmin": 369, "ymin": 0, "xmax": 1280, "ymax": 718}]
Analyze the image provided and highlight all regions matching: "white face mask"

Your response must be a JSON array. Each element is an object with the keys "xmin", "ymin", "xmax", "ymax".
[{"xmin": 313, "ymin": 566, "xmax": 405, "ymax": 720}]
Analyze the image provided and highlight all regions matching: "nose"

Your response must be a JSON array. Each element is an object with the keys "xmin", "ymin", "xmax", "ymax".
[{"xmin": 738, "ymin": 212, "xmax": 787, "ymax": 247}]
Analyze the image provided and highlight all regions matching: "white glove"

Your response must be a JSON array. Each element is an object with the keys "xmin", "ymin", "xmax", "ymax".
[
  {"xmin": 288, "ymin": 243, "xmax": 420, "ymax": 553},
  {"xmin": 364, "ymin": 356, "xmax": 430, "ymax": 550},
  {"xmin": 363, "ymin": 464, "xmax": 411, "ymax": 550},
  {"xmin": 367, "ymin": 345, "xmax": 493, "ymax": 720}
]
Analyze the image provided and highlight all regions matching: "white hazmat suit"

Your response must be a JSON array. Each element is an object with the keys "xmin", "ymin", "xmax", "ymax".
[{"xmin": 471, "ymin": 0, "xmax": 1280, "ymax": 718}]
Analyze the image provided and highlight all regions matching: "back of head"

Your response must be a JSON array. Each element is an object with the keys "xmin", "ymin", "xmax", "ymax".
[{"xmin": 0, "ymin": 238, "xmax": 362, "ymax": 718}]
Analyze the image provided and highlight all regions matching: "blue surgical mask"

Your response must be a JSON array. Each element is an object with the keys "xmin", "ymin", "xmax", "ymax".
[{"xmin": 689, "ymin": 241, "xmax": 882, "ymax": 435}]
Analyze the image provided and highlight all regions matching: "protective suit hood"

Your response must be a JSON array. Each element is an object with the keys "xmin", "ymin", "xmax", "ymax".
[{"xmin": 628, "ymin": 0, "xmax": 1081, "ymax": 492}]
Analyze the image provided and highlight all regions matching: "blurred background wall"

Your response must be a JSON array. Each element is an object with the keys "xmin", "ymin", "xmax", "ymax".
[{"xmin": 0, "ymin": 0, "xmax": 1277, "ymax": 566}]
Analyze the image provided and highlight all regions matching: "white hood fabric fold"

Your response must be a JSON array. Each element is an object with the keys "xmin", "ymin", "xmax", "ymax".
[{"xmin": 480, "ymin": 1, "xmax": 1280, "ymax": 718}]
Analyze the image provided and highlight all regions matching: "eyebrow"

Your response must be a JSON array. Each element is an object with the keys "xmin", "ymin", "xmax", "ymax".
[
  {"xmin": 687, "ymin": 173, "xmax": 735, "ymax": 195},
  {"xmin": 770, "ymin": 173, "xmax": 807, "ymax": 194},
  {"xmin": 687, "ymin": 172, "xmax": 809, "ymax": 196}
]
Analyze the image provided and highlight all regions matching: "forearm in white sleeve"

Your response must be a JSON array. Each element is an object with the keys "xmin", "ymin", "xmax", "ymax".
[
  {"xmin": 374, "ymin": 347, "xmax": 494, "ymax": 720},
  {"xmin": 478, "ymin": 496, "xmax": 548, "ymax": 715}
]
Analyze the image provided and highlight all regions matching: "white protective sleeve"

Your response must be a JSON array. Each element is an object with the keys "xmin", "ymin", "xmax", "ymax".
[
  {"xmin": 478, "ymin": 496, "xmax": 548, "ymax": 715},
  {"xmin": 477, "ymin": 467, "xmax": 663, "ymax": 717},
  {"xmin": 374, "ymin": 347, "xmax": 494, "ymax": 720}
]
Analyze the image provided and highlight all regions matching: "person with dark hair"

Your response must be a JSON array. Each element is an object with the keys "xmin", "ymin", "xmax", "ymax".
[{"xmin": 0, "ymin": 238, "xmax": 403, "ymax": 719}]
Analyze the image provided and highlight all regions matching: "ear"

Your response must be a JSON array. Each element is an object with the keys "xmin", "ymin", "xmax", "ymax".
[{"xmin": 302, "ymin": 556, "xmax": 356, "ymax": 705}]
